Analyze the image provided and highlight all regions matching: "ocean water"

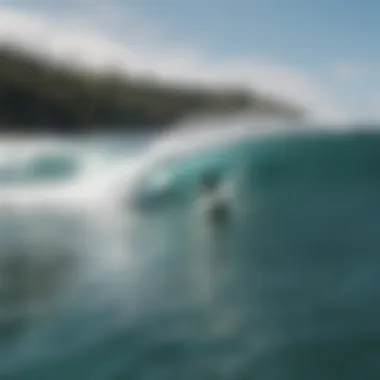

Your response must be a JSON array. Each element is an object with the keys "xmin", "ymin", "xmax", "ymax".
[{"xmin": 1, "ymin": 124, "xmax": 380, "ymax": 379}]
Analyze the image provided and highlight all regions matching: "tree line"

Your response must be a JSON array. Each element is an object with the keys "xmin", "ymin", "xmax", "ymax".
[{"xmin": 0, "ymin": 46, "xmax": 304, "ymax": 134}]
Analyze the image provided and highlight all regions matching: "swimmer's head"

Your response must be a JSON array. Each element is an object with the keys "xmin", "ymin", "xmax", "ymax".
[{"xmin": 200, "ymin": 171, "xmax": 221, "ymax": 191}]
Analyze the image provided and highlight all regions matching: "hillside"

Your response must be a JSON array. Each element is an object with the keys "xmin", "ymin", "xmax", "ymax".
[{"xmin": 0, "ymin": 46, "xmax": 304, "ymax": 134}]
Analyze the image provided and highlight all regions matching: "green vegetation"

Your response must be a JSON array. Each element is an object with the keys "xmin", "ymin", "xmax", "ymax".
[{"xmin": 0, "ymin": 46, "xmax": 304, "ymax": 133}]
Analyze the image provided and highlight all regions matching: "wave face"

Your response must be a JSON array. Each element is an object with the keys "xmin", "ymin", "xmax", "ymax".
[{"xmin": 1, "ymin": 125, "xmax": 380, "ymax": 379}]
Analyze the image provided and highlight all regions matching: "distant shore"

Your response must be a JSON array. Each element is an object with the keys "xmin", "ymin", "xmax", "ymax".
[{"xmin": 0, "ymin": 46, "xmax": 304, "ymax": 134}]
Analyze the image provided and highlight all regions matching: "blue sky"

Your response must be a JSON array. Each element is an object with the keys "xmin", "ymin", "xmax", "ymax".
[
  {"xmin": 122, "ymin": 0, "xmax": 378, "ymax": 64},
  {"xmin": 0, "ymin": 0, "xmax": 379, "ymax": 120}
]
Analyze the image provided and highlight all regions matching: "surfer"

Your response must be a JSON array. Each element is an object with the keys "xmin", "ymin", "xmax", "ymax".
[
  {"xmin": 199, "ymin": 171, "xmax": 231, "ymax": 231},
  {"xmin": 193, "ymin": 170, "xmax": 235, "ymax": 307}
]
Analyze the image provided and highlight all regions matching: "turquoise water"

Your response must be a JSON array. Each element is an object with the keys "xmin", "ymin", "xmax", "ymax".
[{"xmin": 1, "ymin": 129, "xmax": 380, "ymax": 379}]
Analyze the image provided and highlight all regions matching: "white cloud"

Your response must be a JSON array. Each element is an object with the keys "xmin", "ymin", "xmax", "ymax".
[{"xmin": 0, "ymin": 4, "xmax": 352, "ymax": 122}]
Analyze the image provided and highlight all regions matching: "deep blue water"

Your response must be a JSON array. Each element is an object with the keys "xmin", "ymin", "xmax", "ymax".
[{"xmin": 1, "ymin": 130, "xmax": 380, "ymax": 379}]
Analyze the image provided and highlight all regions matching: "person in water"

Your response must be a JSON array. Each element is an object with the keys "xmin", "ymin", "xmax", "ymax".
[
  {"xmin": 199, "ymin": 171, "xmax": 231, "ymax": 230},
  {"xmin": 194, "ymin": 170, "xmax": 235, "ymax": 306}
]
